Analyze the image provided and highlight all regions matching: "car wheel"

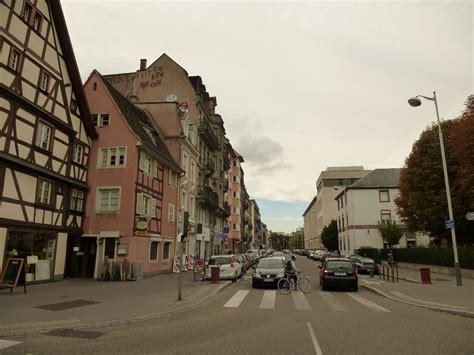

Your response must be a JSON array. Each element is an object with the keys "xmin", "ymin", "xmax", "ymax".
[
  {"xmin": 353, "ymin": 284, "xmax": 358, "ymax": 292},
  {"xmin": 252, "ymin": 280, "xmax": 258, "ymax": 288},
  {"xmin": 232, "ymin": 272, "xmax": 237, "ymax": 283},
  {"xmin": 321, "ymin": 281, "xmax": 327, "ymax": 291}
]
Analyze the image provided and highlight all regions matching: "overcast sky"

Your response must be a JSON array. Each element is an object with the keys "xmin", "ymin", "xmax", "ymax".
[{"xmin": 62, "ymin": 0, "xmax": 473, "ymax": 233}]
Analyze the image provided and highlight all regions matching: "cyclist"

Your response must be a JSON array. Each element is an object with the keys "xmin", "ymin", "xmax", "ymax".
[{"xmin": 284, "ymin": 260, "xmax": 296, "ymax": 288}]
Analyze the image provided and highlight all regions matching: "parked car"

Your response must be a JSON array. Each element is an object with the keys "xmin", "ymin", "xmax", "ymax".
[
  {"xmin": 235, "ymin": 255, "xmax": 248, "ymax": 276},
  {"xmin": 307, "ymin": 251, "xmax": 315, "ymax": 259},
  {"xmin": 355, "ymin": 257, "xmax": 379, "ymax": 274},
  {"xmin": 345, "ymin": 254, "xmax": 361, "ymax": 264},
  {"xmin": 272, "ymin": 251, "xmax": 285, "ymax": 258},
  {"xmin": 237, "ymin": 254, "xmax": 252, "ymax": 272},
  {"xmin": 313, "ymin": 250, "xmax": 327, "ymax": 261},
  {"xmin": 206, "ymin": 255, "xmax": 242, "ymax": 282},
  {"xmin": 283, "ymin": 249, "xmax": 290, "ymax": 254},
  {"xmin": 320, "ymin": 251, "xmax": 340, "ymax": 263},
  {"xmin": 320, "ymin": 257, "xmax": 358, "ymax": 291},
  {"xmin": 252, "ymin": 257, "xmax": 286, "ymax": 288}
]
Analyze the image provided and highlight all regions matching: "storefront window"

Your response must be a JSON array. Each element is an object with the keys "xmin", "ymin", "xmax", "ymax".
[{"xmin": 5, "ymin": 231, "xmax": 56, "ymax": 282}]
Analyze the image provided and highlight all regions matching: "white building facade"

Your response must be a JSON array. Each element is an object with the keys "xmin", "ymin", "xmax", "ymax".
[{"xmin": 335, "ymin": 169, "xmax": 430, "ymax": 255}]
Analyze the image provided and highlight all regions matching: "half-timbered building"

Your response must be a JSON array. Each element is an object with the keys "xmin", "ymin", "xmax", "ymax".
[
  {"xmin": 82, "ymin": 71, "xmax": 183, "ymax": 278},
  {"xmin": 0, "ymin": 0, "xmax": 97, "ymax": 282}
]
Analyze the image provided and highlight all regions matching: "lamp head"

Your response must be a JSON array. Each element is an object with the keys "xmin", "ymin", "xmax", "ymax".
[{"xmin": 408, "ymin": 97, "xmax": 422, "ymax": 107}]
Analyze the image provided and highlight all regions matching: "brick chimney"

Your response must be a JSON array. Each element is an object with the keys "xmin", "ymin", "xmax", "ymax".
[{"xmin": 140, "ymin": 58, "xmax": 147, "ymax": 70}]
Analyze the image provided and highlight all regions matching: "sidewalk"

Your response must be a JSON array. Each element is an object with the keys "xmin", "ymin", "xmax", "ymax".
[
  {"xmin": 0, "ymin": 272, "xmax": 231, "ymax": 336},
  {"xmin": 359, "ymin": 267, "xmax": 474, "ymax": 318}
]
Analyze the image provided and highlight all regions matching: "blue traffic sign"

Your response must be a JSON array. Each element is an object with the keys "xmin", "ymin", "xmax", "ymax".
[{"xmin": 445, "ymin": 219, "xmax": 454, "ymax": 229}]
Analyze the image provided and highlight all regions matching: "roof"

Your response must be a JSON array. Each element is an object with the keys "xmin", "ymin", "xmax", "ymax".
[
  {"xmin": 99, "ymin": 73, "xmax": 183, "ymax": 173},
  {"xmin": 316, "ymin": 167, "xmax": 370, "ymax": 187},
  {"xmin": 49, "ymin": 1, "xmax": 97, "ymax": 139},
  {"xmin": 350, "ymin": 168, "xmax": 401, "ymax": 188},
  {"xmin": 302, "ymin": 195, "xmax": 318, "ymax": 216}
]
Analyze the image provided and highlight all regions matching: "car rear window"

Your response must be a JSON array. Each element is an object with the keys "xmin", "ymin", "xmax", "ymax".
[
  {"xmin": 258, "ymin": 258, "xmax": 284, "ymax": 268},
  {"xmin": 209, "ymin": 257, "xmax": 231, "ymax": 265},
  {"xmin": 326, "ymin": 260, "xmax": 352, "ymax": 270}
]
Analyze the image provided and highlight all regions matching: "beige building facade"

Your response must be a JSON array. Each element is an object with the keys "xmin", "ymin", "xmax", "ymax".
[{"xmin": 302, "ymin": 195, "xmax": 318, "ymax": 249}]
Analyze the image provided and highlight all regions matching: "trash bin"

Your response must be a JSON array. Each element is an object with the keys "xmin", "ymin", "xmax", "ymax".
[
  {"xmin": 210, "ymin": 265, "xmax": 220, "ymax": 284},
  {"xmin": 420, "ymin": 268, "xmax": 431, "ymax": 284}
]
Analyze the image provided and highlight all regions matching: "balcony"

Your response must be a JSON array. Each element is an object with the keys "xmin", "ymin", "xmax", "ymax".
[
  {"xmin": 203, "ymin": 159, "xmax": 215, "ymax": 177},
  {"xmin": 223, "ymin": 179, "xmax": 229, "ymax": 192},
  {"xmin": 222, "ymin": 201, "xmax": 231, "ymax": 219},
  {"xmin": 196, "ymin": 185, "xmax": 219, "ymax": 210},
  {"xmin": 198, "ymin": 121, "xmax": 219, "ymax": 151},
  {"xmin": 243, "ymin": 199, "xmax": 250, "ymax": 210},
  {"xmin": 223, "ymin": 154, "xmax": 231, "ymax": 170}
]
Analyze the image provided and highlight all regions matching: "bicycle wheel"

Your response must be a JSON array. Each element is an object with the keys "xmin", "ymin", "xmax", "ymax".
[
  {"xmin": 277, "ymin": 278, "xmax": 292, "ymax": 294},
  {"xmin": 298, "ymin": 277, "xmax": 311, "ymax": 293}
]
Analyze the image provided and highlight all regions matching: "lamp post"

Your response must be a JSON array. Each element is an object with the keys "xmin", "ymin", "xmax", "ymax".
[{"xmin": 408, "ymin": 92, "xmax": 462, "ymax": 286}]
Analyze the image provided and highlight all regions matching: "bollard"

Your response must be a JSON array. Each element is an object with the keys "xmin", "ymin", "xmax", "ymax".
[
  {"xmin": 420, "ymin": 267, "xmax": 431, "ymax": 284},
  {"xmin": 210, "ymin": 265, "xmax": 220, "ymax": 284}
]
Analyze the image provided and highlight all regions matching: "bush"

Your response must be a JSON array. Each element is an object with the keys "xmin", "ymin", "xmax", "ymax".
[{"xmin": 392, "ymin": 246, "xmax": 474, "ymax": 269}]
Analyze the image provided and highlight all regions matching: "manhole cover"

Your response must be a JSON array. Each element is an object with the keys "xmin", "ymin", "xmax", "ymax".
[
  {"xmin": 36, "ymin": 299, "xmax": 100, "ymax": 311},
  {"xmin": 47, "ymin": 328, "xmax": 104, "ymax": 339}
]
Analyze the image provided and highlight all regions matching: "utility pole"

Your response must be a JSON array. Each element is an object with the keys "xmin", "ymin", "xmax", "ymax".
[{"xmin": 178, "ymin": 211, "xmax": 189, "ymax": 301}]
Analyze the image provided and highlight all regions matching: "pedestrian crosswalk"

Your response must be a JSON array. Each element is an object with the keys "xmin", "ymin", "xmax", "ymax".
[
  {"xmin": 0, "ymin": 339, "xmax": 22, "ymax": 351},
  {"xmin": 222, "ymin": 289, "xmax": 392, "ymax": 313}
]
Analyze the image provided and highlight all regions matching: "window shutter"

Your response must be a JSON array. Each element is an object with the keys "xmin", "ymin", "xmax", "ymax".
[
  {"xmin": 152, "ymin": 159, "xmax": 158, "ymax": 178},
  {"xmin": 150, "ymin": 198, "xmax": 156, "ymax": 217},
  {"xmin": 139, "ymin": 152, "xmax": 145, "ymax": 171},
  {"xmin": 137, "ymin": 193, "xmax": 144, "ymax": 214}
]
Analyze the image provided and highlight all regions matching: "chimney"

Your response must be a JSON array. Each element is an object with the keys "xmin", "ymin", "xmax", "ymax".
[{"xmin": 140, "ymin": 58, "xmax": 147, "ymax": 70}]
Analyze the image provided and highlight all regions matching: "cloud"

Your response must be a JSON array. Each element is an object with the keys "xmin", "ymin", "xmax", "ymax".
[{"xmin": 236, "ymin": 136, "xmax": 284, "ymax": 164}]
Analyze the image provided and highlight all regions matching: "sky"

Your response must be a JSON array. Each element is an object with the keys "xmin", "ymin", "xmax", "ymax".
[{"xmin": 62, "ymin": 0, "xmax": 473, "ymax": 233}]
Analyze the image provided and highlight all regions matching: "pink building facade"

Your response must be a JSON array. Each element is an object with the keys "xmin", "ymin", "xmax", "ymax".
[{"xmin": 82, "ymin": 71, "xmax": 182, "ymax": 278}]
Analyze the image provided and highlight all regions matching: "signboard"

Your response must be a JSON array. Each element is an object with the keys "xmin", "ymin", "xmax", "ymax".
[
  {"xmin": 445, "ymin": 219, "xmax": 454, "ymax": 229},
  {"xmin": 135, "ymin": 230, "xmax": 149, "ymax": 237},
  {"xmin": 466, "ymin": 212, "xmax": 474, "ymax": 221},
  {"xmin": 0, "ymin": 258, "xmax": 27, "ymax": 294},
  {"xmin": 193, "ymin": 259, "xmax": 205, "ymax": 281},
  {"xmin": 136, "ymin": 220, "xmax": 149, "ymax": 231}
]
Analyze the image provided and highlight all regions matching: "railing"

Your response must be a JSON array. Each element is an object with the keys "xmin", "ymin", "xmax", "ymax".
[
  {"xmin": 196, "ymin": 185, "xmax": 219, "ymax": 210},
  {"xmin": 379, "ymin": 261, "xmax": 398, "ymax": 283},
  {"xmin": 198, "ymin": 121, "xmax": 219, "ymax": 151}
]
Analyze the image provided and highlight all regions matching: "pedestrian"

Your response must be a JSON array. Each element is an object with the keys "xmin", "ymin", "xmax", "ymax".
[{"xmin": 387, "ymin": 251, "xmax": 394, "ymax": 266}]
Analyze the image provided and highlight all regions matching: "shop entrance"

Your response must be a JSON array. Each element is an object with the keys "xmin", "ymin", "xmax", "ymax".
[{"xmin": 65, "ymin": 236, "xmax": 97, "ymax": 278}]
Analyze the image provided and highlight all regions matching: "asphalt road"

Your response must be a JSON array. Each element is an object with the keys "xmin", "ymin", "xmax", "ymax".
[{"xmin": 1, "ymin": 255, "xmax": 473, "ymax": 354}]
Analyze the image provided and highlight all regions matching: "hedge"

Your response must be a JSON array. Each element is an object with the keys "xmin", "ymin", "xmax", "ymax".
[{"xmin": 357, "ymin": 246, "xmax": 474, "ymax": 270}]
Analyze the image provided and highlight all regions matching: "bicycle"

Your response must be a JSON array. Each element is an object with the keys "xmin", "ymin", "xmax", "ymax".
[{"xmin": 277, "ymin": 271, "xmax": 311, "ymax": 294}]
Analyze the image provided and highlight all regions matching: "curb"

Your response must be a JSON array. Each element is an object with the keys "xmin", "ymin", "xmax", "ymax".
[
  {"xmin": 361, "ymin": 284, "xmax": 474, "ymax": 319},
  {"xmin": 0, "ymin": 280, "xmax": 234, "ymax": 337}
]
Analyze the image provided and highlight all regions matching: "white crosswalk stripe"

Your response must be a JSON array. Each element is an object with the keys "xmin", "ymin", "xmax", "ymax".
[
  {"xmin": 224, "ymin": 290, "xmax": 250, "ymax": 308},
  {"xmin": 346, "ymin": 293, "xmax": 391, "ymax": 312},
  {"xmin": 259, "ymin": 290, "xmax": 276, "ymax": 309},
  {"xmin": 0, "ymin": 339, "xmax": 22, "ymax": 351},
  {"xmin": 318, "ymin": 291, "xmax": 349, "ymax": 311},
  {"xmin": 292, "ymin": 290, "xmax": 312, "ymax": 310}
]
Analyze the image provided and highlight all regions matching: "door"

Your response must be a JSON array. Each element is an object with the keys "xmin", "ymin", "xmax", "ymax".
[{"xmin": 104, "ymin": 238, "xmax": 116, "ymax": 259}]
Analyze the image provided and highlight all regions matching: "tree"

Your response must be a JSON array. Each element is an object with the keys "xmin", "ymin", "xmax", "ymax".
[
  {"xmin": 289, "ymin": 228, "xmax": 304, "ymax": 249},
  {"xmin": 395, "ymin": 96, "xmax": 474, "ymax": 245},
  {"xmin": 378, "ymin": 221, "xmax": 403, "ymax": 247},
  {"xmin": 321, "ymin": 220, "xmax": 338, "ymax": 251}
]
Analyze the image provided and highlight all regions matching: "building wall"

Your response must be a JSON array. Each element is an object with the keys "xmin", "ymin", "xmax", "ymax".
[{"xmin": 303, "ymin": 197, "xmax": 318, "ymax": 249}]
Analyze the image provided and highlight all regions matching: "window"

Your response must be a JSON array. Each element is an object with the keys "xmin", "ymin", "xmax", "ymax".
[
  {"xmin": 150, "ymin": 241, "xmax": 159, "ymax": 261},
  {"xmin": 168, "ymin": 170, "xmax": 177, "ymax": 187},
  {"xmin": 139, "ymin": 151, "xmax": 156, "ymax": 176},
  {"xmin": 70, "ymin": 99, "xmax": 77, "ymax": 114},
  {"xmin": 8, "ymin": 48, "xmax": 22, "ymax": 72},
  {"xmin": 93, "ymin": 82, "xmax": 97, "ymax": 91},
  {"xmin": 39, "ymin": 71, "xmax": 50, "ymax": 92},
  {"xmin": 32, "ymin": 12, "xmax": 42, "ymax": 32},
  {"xmin": 163, "ymin": 242, "xmax": 171, "ymax": 260},
  {"xmin": 91, "ymin": 113, "xmax": 110, "ymax": 127},
  {"xmin": 381, "ymin": 210, "xmax": 392, "ymax": 225},
  {"xmin": 73, "ymin": 142, "xmax": 84, "ymax": 164},
  {"xmin": 181, "ymin": 190, "xmax": 187, "ymax": 210},
  {"xmin": 233, "ymin": 191, "xmax": 240, "ymax": 198},
  {"xmin": 70, "ymin": 188, "xmax": 84, "ymax": 212},
  {"xmin": 36, "ymin": 179, "xmax": 53, "ymax": 205},
  {"xmin": 233, "ymin": 223, "xmax": 240, "ymax": 231},
  {"xmin": 21, "ymin": 3, "xmax": 32, "ymax": 22},
  {"xmin": 168, "ymin": 204, "xmax": 175, "ymax": 223},
  {"xmin": 190, "ymin": 195, "xmax": 195, "ymax": 218},
  {"xmin": 99, "ymin": 147, "xmax": 126, "ymax": 168},
  {"xmin": 190, "ymin": 161, "xmax": 195, "ymax": 182},
  {"xmin": 341, "ymin": 196, "xmax": 344, "ymax": 208},
  {"xmin": 182, "ymin": 152, "xmax": 188, "ymax": 175},
  {"xmin": 35, "ymin": 121, "xmax": 52, "ymax": 151},
  {"xmin": 97, "ymin": 188, "xmax": 120, "ymax": 212},
  {"xmin": 137, "ymin": 193, "xmax": 155, "ymax": 217},
  {"xmin": 379, "ymin": 190, "xmax": 390, "ymax": 202}
]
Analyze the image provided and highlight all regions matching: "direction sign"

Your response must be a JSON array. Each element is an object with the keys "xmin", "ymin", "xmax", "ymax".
[
  {"xmin": 466, "ymin": 212, "xmax": 474, "ymax": 221},
  {"xmin": 445, "ymin": 219, "xmax": 454, "ymax": 229}
]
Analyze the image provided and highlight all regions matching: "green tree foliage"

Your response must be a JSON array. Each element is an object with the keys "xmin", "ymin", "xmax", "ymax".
[
  {"xmin": 289, "ymin": 228, "xmax": 304, "ymax": 249},
  {"xmin": 270, "ymin": 232, "xmax": 289, "ymax": 250},
  {"xmin": 378, "ymin": 221, "xmax": 403, "ymax": 247},
  {"xmin": 395, "ymin": 96, "xmax": 474, "ymax": 245},
  {"xmin": 321, "ymin": 220, "xmax": 338, "ymax": 251}
]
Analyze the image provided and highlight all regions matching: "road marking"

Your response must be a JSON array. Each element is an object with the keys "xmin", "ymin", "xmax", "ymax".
[
  {"xmin": 318, "ymin": 292, "xmax": 348, "ymax": 311},
  {"xmin": 259, "ymin": 291, "xmax": 276, "ymax": 309},
  {"xmin": 0, "ymin": 339, "xmax": 22, "ymax": 350},
  {"xmin": 292, "ymin": 290, "xmax": 312, "ymax": 310},
  {"xmin": 389, "ymin": 291, "xmax": 470, "ymax": 310},
  {"xmin": 346, "ymin": 293, "xmax": 390, "ymax": 312},
  {"xmin": 306, "ymin": 322, "xmax": 323, "ymax": 355},
  {"xmin": 223, "ymin": 290, "xmax": 250, "ymax": 308}
]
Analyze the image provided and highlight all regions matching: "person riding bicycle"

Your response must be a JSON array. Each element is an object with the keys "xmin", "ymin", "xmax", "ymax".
[{"xmin": 285, "ymin": 256, "xmax": 299, "ymax": 287}]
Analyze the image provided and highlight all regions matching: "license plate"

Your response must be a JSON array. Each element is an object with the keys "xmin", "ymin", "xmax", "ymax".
[
  {"xmin": 264, "ymin": 279, "xmax": 273, "ymax": 282},
  {"xmin": 334, "ymin": 272, "xmax": 346, "ymax": 276}
]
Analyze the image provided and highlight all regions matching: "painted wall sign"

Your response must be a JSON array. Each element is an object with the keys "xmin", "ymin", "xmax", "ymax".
[{"xmin": 136, "ymin": 220, "xmax": 149, "ymax": 230}]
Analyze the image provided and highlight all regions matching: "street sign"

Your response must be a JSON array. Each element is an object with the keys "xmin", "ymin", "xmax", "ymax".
[
  {"xmin": 466, "ymin": 212, "xmax": 474, "ymax": 221},
  {"xmin": 445, "ymin": 219, "xmax": 454, "ymax": 229}
]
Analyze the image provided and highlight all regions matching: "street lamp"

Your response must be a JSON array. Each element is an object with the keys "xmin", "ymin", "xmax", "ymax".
[{"xmin": 408, "ymin": 91, "xmax": 462, "ymax": 286}]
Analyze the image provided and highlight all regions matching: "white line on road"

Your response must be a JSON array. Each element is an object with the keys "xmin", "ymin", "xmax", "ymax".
[
  {"xmin": 346, "ymin": 293, "xmax": 391, "ymax": 312},
  {"xmin": 292, "ymin": 290, "xmax": 312, "ymax": 310},
  {"xmin": 223, "ymin": 290, "xmax": 250, "ymax": 308},
  {"xmin": 0, "ymin": 339, "xmax": 22, "ymax": 350},
  {"xmin": 318, "ymin": 292, "xmax": 349, "ymax": 311},
  {"xmin": 259, "ymin": 290, "xmax": 276, "ymax": 309},
  {"xmin": 389, "ymin": 291, "xmax": 470, "ymax": 310},
  {"xmin": 306, "ymin": 322, "xmax": 323, "ymax": 355}
]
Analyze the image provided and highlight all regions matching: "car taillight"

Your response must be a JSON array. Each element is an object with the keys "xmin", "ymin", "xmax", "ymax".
[{"xmin": 352, "ymin": 266, "xmax": 357, "ymax": 275}]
